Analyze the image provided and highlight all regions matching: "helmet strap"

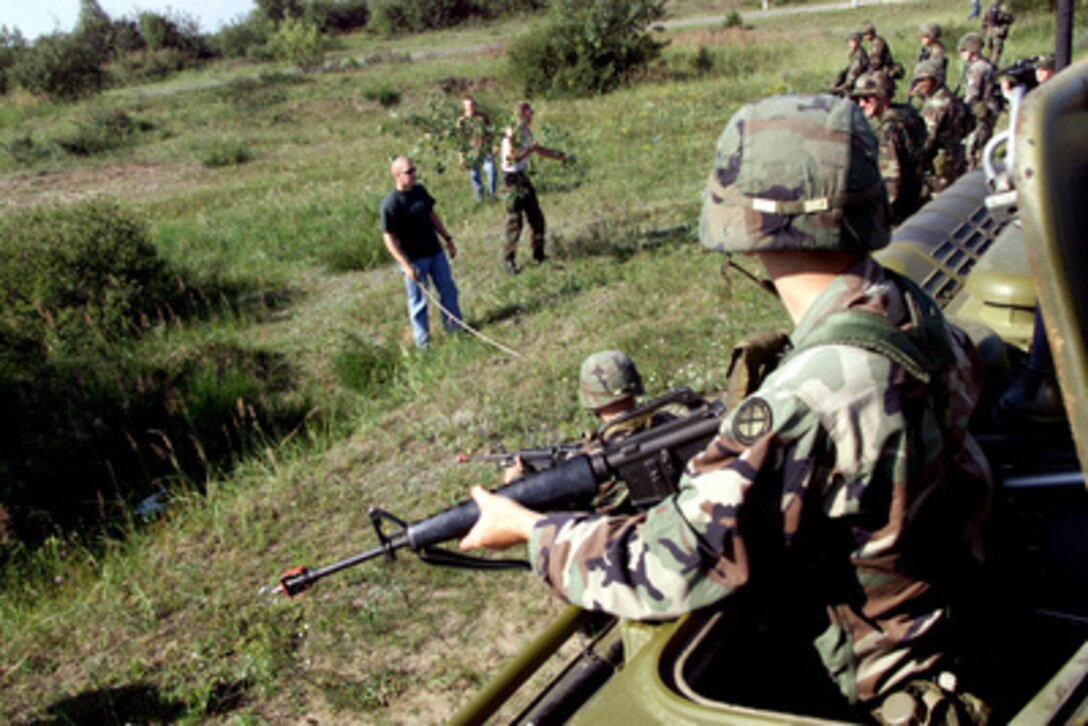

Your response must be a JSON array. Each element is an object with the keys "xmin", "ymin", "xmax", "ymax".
[{"xmin": 721, "ymin": 254, "xmax": 778, "ymax": 300}]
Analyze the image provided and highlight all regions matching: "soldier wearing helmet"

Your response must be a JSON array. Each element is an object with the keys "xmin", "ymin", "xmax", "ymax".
[
  {"xmin": 504, "ymin": 350, "xmax": 671, "ymax": 511},
  {"xmin": 981, "ymin": 0, "xmax": 1014, "ymax": 65},
  {"xmin": 918, "ymin": 22, "xmax": 948, "ymax": 84},
  {"xmin": 911, "ymin": 58, "xmax": 969, "ymax": 194},
  {"xmin": 851, "ymin": 71, "xmax": 925, "ymax": 223},
  {"xmin": 462, "ymin": 94, "xmax": 992, "ymax": 723},
  {"xmin": 861, "ymin": 21, "xmax": 895, "ymax": 75},
  {"xmin": 958, "ymin": 32, "xmax": 1000, "ymax": 170},
  {"xmin": 833, "ymin": 32, "xmax": 869, "ymax": 96}
]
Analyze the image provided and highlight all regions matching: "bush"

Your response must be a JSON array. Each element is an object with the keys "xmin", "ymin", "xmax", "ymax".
[
  {"xmin": 0, "ymin": 200, "xmax": 174, "ymax": 354},
  {"xmin": 213, "ymin": 14, "xmax": 275, "ymax": 60},
  {"xmin": 368, "ymin": 0, "xmax": 542, "ymax": 36},
  {"xmin": 0, "ymin": 200, "xmax": 310, "ymax": 545},
  {"xmin": 506, "ymin": 0, "xmax": 667, "ymax": 97},
  {"xmin": 55, "ymin": 106, "xmax": 154, "ymax": 156},
  {"xmin": 309, "ymin": 0, "xmax": 370, "ymax": 33},
  {"xmin": 200, "ymin": 139, "xmax": 253, "ymax": 167},
  {"xmin": 1, "ymin": 27, "xmax": 27, "ymax": 96},
  {"xmin": 363, "ymin": 84, "xmax": 401, "ymax": 106},
  {"xmin": 267, "ymin": 16, "xmax": 327, "ymax": 71},
  {"xmin": 11, "ymin": 32, "xmax": 108, "ymax": 100}
]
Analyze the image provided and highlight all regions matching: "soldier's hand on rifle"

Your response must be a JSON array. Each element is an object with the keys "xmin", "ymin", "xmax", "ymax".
[
  {"xmin": 459, "ymin": 486, "xmax": 543, "ymax": 551},
  {"xmin": 502, "ymin": 454, "xmax": 526, "ymax": 484},
  {"xmin": 403, "ymin": 263, "xmax": 420, "ymax": 284}
]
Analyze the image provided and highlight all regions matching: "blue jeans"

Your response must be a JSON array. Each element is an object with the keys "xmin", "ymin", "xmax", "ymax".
[
  {"xmin": 402, "ymin": 251, "xmax": 462, "ymax": 348},
  {"xmin": 968, "ymin": 0, "xmax": 979, "ymax": 17},
  {"xmin": 469, "ymin": 153, "xmax": 496, "ymax": 201}
]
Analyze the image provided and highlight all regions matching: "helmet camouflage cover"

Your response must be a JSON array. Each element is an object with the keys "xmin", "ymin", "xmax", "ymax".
[
  {"xmin": 912, "ymin": 58, "xmax": 944, "ymax": 82},
  {"xmin": 578, "ymin": 350, "xmax": 644, "ymax": 410},
  {"xmin": 850, "ymin": 71, "xmax": 890, "ymax": 99},
  {"xmin": 958, "ymin": 32, "xmax": 983, "ymax": 53},
  {"xmin": 861, "ymin": 21, "xmax": 876, "ymax": 35},
  {"xmin": 919, "ymin": 21, "xmax": 941, "ymax": 39},
  {"xmin": 699, "ymin": 94, "xmax": 890, "ymax": 254}
]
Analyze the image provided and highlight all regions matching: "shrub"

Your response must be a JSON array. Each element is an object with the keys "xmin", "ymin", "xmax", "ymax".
[
  {"xmin": 213, "ymin": 14, "xmax": 275, "ymax": 60},
  {"xmin": 369, "ymin": 0, "xmax": 470, "ymax": 36},
  {"xmin": 1, "ymin": 26, "xmax": 27, "ymax": 96},
  {"xmin": 723, "ymin": 10, "xmax": 743, "ymax": 29},
  {"xmin": 55, "ymin": 106, "xmax": 153, "ymax": 156},
  {"xmin": 363, "ymin": 85, "xmax": 401, "ymax": 107},
  {"xmin": 0, "ymin": 200, "xmax": 311, "ymax": 545},
  {"xmin": 310, "ymin": 0, "xmax": 370, "ymax": 33},
  {"xmin": 0, "ymin": 200, "xmax": 174, "ymax": 353},
  {"xmin": 267, "ymin": 16, "xmax": 327, "ymax": 72},
  {"xmin": 506, "ymin": 0, "xmax": 667, "ymax": 97},
  {"xmin": 200, "ymin": 139, "xmax": 253, "ymax": 167},
  {"xmin": 11, "ymin": 32, "xmax": 108, "ymax": 100}
]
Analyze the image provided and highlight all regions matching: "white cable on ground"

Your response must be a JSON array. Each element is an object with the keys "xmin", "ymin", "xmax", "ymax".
[{"xmin": 418, "ymin": 282, "xmax": 524, "ymax": 359}]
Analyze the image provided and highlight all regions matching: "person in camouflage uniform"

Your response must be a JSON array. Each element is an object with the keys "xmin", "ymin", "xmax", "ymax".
[
  {"xmin": 833, "ymin": 32, "xmax": 869, "ymax": 96},
  {"xmin": 500, "ymin": 100, "xmax": 566, "ymax": 275},
  {"xmin": 461, "ymin": 94, "xmax": 993, "ymax": 723},
  {"xmin": 958, "ymin": 33, "xmax": 1000, "ymax": 170},
  {"xmin": 981, "ymin": 0, "xmax": 1014, "ymax": 66},
  {"xmin": 504, "ymin": 350, "xmax": 672, "ymax": 512},
  {"xmin": 456, "ymin": 95, "xmax": 497, "ymax": 203},
  {"xmin": 918, "ymin": 22, "xmax": 948, "ymax": 85},
  {"xmin": 911, "ymin": 59, "xmax": 969, "ymax": 195},
  {"xmin": 852, "ymin": 71, "xmax": 925, "ymax": 224},
  {"xmin": 862, "ymin": 21, "xmax": 895, "ymax": 74}
]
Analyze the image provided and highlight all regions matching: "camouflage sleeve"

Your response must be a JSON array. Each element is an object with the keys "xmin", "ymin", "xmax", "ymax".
[{"xmin": 528, "ymin": 349, "xmax": 856, "ymax": 620}]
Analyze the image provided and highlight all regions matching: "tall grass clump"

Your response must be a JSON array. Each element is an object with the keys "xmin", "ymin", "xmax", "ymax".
[{"xmin": 0, "ymin": 200, "xmax": 312, "ymax": 551}]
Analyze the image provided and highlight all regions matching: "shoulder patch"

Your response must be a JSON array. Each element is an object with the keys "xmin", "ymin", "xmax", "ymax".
[{"xmin": 732, "ymin": 397, "xmax": 773, "ymax": 446}]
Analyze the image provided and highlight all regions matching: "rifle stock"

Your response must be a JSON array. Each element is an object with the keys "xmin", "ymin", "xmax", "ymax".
[{"xmin": 271, "ymin": 388, "xmax": 724, "ymax": 596}]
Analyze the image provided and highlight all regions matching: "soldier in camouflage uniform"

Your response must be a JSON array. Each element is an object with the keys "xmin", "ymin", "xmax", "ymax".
[
  {"xmin": 461, "ymin": 94, "xmax": 993, "ymax": 724},
  {"xmin": 861, "ymin": 22, "xmax": 895, "ymax": 74},
  {"xmin": 911, "ymin": 59, "xmax": 969, "ymax": 195},
  {"xmin": 958, "ymin": 33, "xmax": 1000, "ymax": 170},
  {"xmin": 981, "ymin": 0, "xmax": 1014, "ymax": 66},
  {"xmin": 852, "ymin": 71, "xmax": 925, "ymax": 224},
  {"xmin": 500, "ymin": 101, "xmax": 566, "ymax": 275},
  {"xmin": 918, "ymin": 22, "xmax": 948, "ymax": 85},
  {"xmin": 504, "ymin": 351, "xmax": 670, "ymax": 512},
  {"xmin": 833, "ymin": 32, "xmax": 869, "ymax": 96}
]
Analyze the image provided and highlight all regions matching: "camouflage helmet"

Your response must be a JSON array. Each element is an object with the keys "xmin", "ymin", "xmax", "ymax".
[
  {"xmin": 699, "ymin": 94, "xmax": 890, "ymax": 254},
  {"xmin": 958, "ymin": 32, "xmax": 983, "ymax": 54},
  {"xmin": 1036, "ymin": 53, "xmax": 1056, "ymax": 71},
  {"xmin": 912, "ymin": 58, "xmax": 945, "ymax": 82},
  {"xmin": 850, "ymin": 71, "xmax": 889, "ymax": 100},
  {"xmin": 848, "ymin": 31, "xmax": 863, "ymax": 43},
  {"xmin": 578, "ymin": 350, "xmax": 644, "ymax": 411},
  {"xmin": 861, "ymin": 21, "xmax": 876, "ymax": 36},
  {"xmin": 919, "ymin": 22, "xmax": 942, "ymax": 40}
]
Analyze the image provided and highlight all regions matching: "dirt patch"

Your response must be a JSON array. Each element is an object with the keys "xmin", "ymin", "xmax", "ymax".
[{"xmin": 0, "ymin": 162, "xmax": 201, "ymax": 210}]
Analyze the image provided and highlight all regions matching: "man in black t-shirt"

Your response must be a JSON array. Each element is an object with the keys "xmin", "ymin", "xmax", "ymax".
[{"xmin": 380, "ymin": 156, "xmax": 463, "ymax": 348}]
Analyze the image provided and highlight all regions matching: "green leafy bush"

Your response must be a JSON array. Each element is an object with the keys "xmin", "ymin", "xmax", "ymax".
[
  {"xmin": 267, "ymin": 16, "xmax": 327, "ymax": 72},
  {"xmin": 11, "ymin": 32, "xmax": 108, "ymax": 100},
  {"xmin": 212, "ymin": 14, "xmax": 275, "ymax": 60},
  {"xmin": 362, "ymin": 84, "xmax": 401, "ymax": 107},
  {"xmin": 309, "ymin": 0, "xmax": 370, "ymax": 33},
  {"xmin": 506, "ymin": 0, "xmax": 667, "ymax": 97}
]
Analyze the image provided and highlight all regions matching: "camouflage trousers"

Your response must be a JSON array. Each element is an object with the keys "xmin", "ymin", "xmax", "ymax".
[
  {"xmin": 503, "ymin": 171, "xmax": 545, "ymax": 263},
  {"xmin": 925, "ymin": 148, "xmax": 968, "ymax": 195},
  {"xmin": 966, "ymin": 116, "xmax": 995, "ymax": 171},
  {"xmin": 986, "ymin": 34, "xmax": 1006, "ymax": 66}
]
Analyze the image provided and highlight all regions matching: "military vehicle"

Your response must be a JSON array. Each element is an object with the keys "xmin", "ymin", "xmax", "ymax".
[{"xmin": 443, "ymin": 54, "xmax": 1088, "ymax": 726}]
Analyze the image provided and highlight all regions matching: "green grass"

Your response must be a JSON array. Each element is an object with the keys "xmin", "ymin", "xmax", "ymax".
[{"xmin": 1, "ymin": 2, "xmax": 1086, "ymax": 723}]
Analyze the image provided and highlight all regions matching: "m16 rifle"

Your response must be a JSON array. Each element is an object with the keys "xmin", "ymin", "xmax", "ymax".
[
  {"xmin": 269, "ymin": 387, "xmax": 724, "ymax": 598},
  {"xmin": 457, "ymin": 443, "xmax": 585, "ymax": 473}
]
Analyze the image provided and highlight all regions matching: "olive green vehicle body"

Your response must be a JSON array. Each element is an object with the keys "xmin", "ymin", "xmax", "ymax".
[{"xmin": 452, "ymin": 59, "xmax": 1088, "ymax": 726}]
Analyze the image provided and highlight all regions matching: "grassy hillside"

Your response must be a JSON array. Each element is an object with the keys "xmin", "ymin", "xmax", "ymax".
[{"xmin": 1, "ymin": 2, "xmax": 1082, "ymax": 723}]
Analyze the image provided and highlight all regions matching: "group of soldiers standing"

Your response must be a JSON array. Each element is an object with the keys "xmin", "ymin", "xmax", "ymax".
[{"xmin": 832, "ymin": 3, "xmax": 1026, "ymax": 224}]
